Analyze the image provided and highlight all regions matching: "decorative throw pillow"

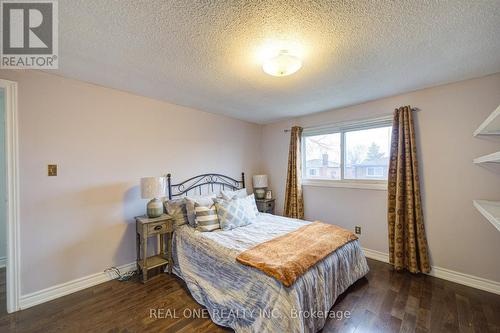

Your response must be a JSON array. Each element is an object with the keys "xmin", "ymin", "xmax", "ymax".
[
  {"xmin": 243, "ymin": 193, "xmax": 259, "ymax": 216},
  {"xmin": 216, "ymin": 196, "xmax": 256, "ymax": 231},
  {"xmin": 194, "ymin": 203, "xmax": 220, "ymax": 232},
  {"xmin": 185, "ymin": 194, "xmax": 216, "ymax": 227},
  {"xmin": 220, "ymin": 188, "xmax": 248, "ymax": 201},
  {"xmin": 164, "ymin": 198, "xmax": 188, "ymax": 226}
]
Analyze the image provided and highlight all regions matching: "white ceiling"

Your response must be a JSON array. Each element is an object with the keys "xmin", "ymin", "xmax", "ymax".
[{"xmin": 54, "ymin": 0, "xmax": 500, "ymax": 124}]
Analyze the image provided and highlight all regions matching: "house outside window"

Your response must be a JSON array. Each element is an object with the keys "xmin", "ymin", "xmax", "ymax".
[
  {"xmin": 302, "ymin": 116, "xmax": 392, "ymax": 190},
  {"xmin": 366, "ymin": 166, "xmax": 385, "ymax": 178}
]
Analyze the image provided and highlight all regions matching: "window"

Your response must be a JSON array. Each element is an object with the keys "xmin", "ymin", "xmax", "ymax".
[
  {"xmin": 302, "ymin": 116, "xmax": 392, "ymax": 189},
  {"xmin": 304, "ymin": 133, "xmax": 340, "ymax": 180},
  {"xmin": 366, "ymin": 167, "xmax": 384, "ymax": 177}
]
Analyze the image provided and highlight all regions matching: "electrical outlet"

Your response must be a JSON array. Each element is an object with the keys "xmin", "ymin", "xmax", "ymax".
[
  {"xmin": 355, "ymin": 226, "xmax": 361, "ymax": 234},
  {"xmin": 48, "ymin": 164, "xmax": 57, "ymax": 176}
]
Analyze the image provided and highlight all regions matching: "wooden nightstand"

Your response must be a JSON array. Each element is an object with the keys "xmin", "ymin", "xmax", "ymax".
[
  {"xmin": 255, "ymin": 198, "xmax": 275, "ymax": 214},
  {"xmin": 135, "ymin": 214, "xmax": 174, "ymax": 283}
]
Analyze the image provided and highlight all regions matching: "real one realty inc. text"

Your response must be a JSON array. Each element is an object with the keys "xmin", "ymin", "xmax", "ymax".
[{"xmin": 150, "ymin": 308, "xmax": 351, "ymax": 320}]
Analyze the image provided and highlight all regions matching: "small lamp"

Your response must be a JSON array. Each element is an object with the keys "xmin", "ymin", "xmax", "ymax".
[
  {"xmin": 252, "ymin": 175, "xmax": 268, "ymax": 200},
  {"xmin": 140, "ymin": 176, "xmax": 166, "ymax": 218}
]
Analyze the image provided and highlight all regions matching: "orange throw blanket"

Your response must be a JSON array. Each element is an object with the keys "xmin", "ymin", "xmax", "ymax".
[{"xmin": 236, "ymin": 222, "xmax": 358, "ymax": 287}]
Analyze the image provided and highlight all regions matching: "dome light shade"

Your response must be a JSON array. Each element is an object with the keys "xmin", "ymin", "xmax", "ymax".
[{"xmin": 262, "ymin": 50, "xmax": 302, "ymax": 77}]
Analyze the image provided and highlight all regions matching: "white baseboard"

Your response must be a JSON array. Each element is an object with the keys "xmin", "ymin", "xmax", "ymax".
[
  {"xmin": 362, "ymin": 248, "xmax": 389, "ymax": 263},
  {"xmin": 0, "ymin": 257, "xmax": 6, "ymax": 268},
  {"xmin": 428, "ymin": 266, "xmax": 500, "ymax": 295},
  {"xmin": 362, "ymin": 248, "xmax": 500, "ymax": 295},
  {"xmin": 19, "ymin": 262, "xmax": 137, "ymax": 310}
]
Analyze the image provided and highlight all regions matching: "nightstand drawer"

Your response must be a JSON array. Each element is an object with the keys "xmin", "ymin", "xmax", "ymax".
[
  {"xmin": 147, "ymin": 221, "xmax": 172, "ymax": 235},
  {"xmin": 266, "ymin": 202, "xmax": 274, "ymax": 208}
]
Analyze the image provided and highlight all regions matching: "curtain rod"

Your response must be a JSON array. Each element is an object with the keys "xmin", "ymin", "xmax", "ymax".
[{"xmin": 283, "ymin": 107, "xmax": 419, "ymax": 132}]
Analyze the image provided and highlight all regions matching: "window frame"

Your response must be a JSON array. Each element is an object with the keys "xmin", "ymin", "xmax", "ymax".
[{"xmin": 301, "ymin": 115, "xmax": 393, "ymax": 191}]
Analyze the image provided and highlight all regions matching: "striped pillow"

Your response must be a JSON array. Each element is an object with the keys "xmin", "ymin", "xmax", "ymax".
[
  {"xmin": 194, "ymin": 203, "xmax": 220, "ymax": 232},
  {"xmin": 185, "ymin": 195, "xmax": 216, "ymax": 227}
]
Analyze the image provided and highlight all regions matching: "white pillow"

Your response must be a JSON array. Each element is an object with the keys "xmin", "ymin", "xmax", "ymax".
[
  {"xmin": 220, "ymin": 188, "xmax": 248, "ymax": 200},
  {"xmin": 242, "ymin": 193, "xmax": 259, "ymax": 216},
  {"xmin": 185, "ymin": 194, "xmax": 216, "ymax": 227}
]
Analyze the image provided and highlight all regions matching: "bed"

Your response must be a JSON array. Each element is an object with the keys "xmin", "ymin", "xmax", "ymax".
[{"xmin": 166, "ymin": 173, "xmax": 369, "ymax": 333}]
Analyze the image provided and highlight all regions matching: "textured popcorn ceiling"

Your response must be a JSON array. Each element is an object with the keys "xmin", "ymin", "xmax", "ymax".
[{"xmin": 53, "ymin": 1, "xmax": 500, "ymax": 123}]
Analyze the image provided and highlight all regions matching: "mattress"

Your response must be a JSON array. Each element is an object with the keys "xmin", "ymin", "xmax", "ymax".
[{"xmin": 172, "ymin": 213, "xmax": 369, "ymax": 333}]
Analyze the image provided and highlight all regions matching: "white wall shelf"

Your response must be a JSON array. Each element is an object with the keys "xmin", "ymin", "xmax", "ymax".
[
  {"xmin": 473, "ymin": 105, "xmax": 500, "ymax": 233},
  {"xmin": 473, "ymin": 200, "xmax": 500, "ymax": 232},
  {"xmin": 473, "ymin": 151, "xmax": 500, "ymax": 164},
  {"xmin": 474, "ymin": 105, "xmax": 500, "ymax": 136}
]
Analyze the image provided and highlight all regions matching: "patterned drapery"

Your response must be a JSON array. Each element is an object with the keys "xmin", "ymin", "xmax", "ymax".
[
  {"xmin": 284, "ymin": 126, "xmax": 304, "ymax": 219},
  {"xmin": 388, "ymin": 106, "xmax": 430, "ymax": 273}
]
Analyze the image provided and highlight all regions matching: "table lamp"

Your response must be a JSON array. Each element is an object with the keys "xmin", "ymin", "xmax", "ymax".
[
  {"xmin": 140, "ymin": 176, "xmax": 166, "ymax": 218},
  {"xmin": 252, "ymin": 175, "xmax": 268, "ymax": 199}
]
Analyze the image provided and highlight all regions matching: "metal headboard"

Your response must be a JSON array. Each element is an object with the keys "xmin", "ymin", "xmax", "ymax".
[{"xmin": 166, "ymin": 173, "xmax": 245, "ymax": 199}]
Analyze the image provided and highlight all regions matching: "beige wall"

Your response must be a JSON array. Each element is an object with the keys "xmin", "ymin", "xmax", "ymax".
[
  {"xmin": 0, "ymin": 70, "xmax": 262, "ymax": 295},
  {"xmin": 262, "ymin": 73, "xmax": 500, "ymax": 282}
]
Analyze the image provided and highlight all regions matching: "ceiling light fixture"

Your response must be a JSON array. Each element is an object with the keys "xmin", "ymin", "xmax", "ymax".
[{"xmin": 262, "ymin": 50, "xmax": 302, "ymax": 77}]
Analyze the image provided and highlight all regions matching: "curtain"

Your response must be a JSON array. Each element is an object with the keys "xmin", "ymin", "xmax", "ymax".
[
  {"xmin": 284, "ymin": 126, "xmax": 304, "ymax": 219},
  {"xmin": 387, "ymin": 106, "xmax": 430, "ymax": 273}
]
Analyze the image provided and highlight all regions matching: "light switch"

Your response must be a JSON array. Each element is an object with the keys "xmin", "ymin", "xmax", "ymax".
[{"xmin": 48, "ymin": 164, "xmax": 57, "ymax": 176}]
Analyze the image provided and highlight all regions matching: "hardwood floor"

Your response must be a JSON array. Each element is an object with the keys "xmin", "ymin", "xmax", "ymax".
[{"xmin": 0, "ymin": 259, "xmax": 499, "ymax": 332}]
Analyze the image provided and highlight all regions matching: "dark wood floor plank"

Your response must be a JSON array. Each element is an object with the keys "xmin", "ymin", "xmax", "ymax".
[
  {"xmin": 468, "ymin": 297, "xmax": 490, "ymax": 333},
  {"xmin": 456, "ymin": 293, "xmax": 474, "ymax": 333},
  {"xmin": 416, "ymin": 277, "xmax": 432, "ymax": 332},
  {"xmin": 0, "ymin": 259, "xmax": 499, "ymax": 333},
  {"xmin": 400, "ymin": 312, "xmax": 417, "ymax": 333},
  {"xmin": 415, "ymin": 307, "xmax": 430, "ymax": 332},
  {"xmin": 391, "ymin": 274, "xmax": 411, "ymax": 320},
  {"xmin": 443, "ymin": 287, "xmax": 461, "ymax": 333},
  {"xmin": 366, "ymin": 287, "xmax": 402, "ymax": 333},
  {"xmin": 482, "ymin": 302, "xmax": 500, "ymax": 332}
]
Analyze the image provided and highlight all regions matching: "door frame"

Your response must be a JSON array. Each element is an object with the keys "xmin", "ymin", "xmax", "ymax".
[{"xmin": 0, "ymin": 79, "xmax": 20, "ymax": 313}]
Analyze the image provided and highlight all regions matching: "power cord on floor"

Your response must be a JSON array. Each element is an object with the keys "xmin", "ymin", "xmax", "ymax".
[{"xmin": 104, "ymin": 266, "xmax": 136, "ymax": 281}]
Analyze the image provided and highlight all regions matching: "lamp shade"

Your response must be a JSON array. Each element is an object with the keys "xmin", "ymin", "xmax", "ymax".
[
  {"xmin": 140, "ymin": 176, "xmax": 166, "ymax": 199},
  {"xmin": 252, "ymin": 175, "xmax": 268, "ymax": 188}
]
